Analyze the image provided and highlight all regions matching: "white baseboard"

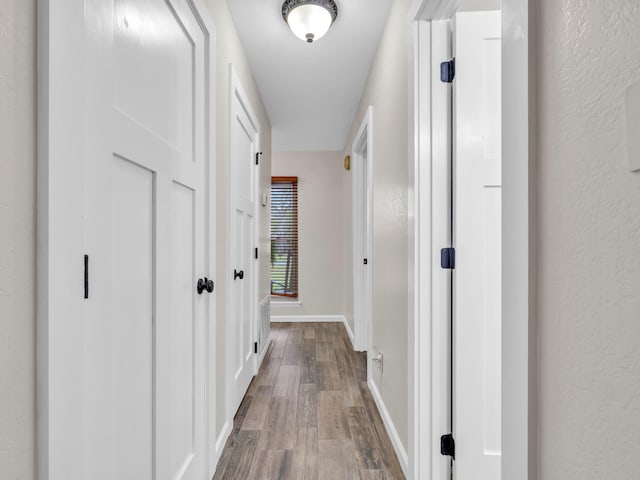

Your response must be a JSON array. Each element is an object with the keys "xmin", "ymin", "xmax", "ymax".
[
  {"xmin": 342, "ymin": 316, "xmax": 355, "ymax": 348},
  {"xmin": 212, "ymin": 420, "xmax": 232, "ymax": 472},
  {"xmin": 271, "ymin": 314, "xmax": 345, "ymax": 323},
  {"xmin": 368, "ymin": 378, "xmax": 409, "ymax": 476}
]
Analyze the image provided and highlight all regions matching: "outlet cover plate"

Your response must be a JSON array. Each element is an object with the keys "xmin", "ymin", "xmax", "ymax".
[{"xmin": 625, "ymin": 81, "xmax": 640, "ymax": 172}]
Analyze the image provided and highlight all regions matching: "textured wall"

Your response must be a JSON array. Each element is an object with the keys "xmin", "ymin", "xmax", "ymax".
[
  {"xmin": 271, "ymin": 151, "xmax": 345, "ymax": 317},
  {"xmin": 537, "ymin": 1, "xmax": 640, "ymax": 477},
  {"xmin": 343, "ymin": 0, "xmax": 411, "ymax": 452},
  {"xmin": 0, "ymin": 1, "xmax": 36, "ymax": 479}
]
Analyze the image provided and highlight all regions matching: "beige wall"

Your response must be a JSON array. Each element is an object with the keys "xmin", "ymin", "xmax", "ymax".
[
  {"xmin": 537, "ymin": 1, "xmax": 640, "ymax": 477},
  {"xmin": 459, "ymin": 0, "xmax": 501, "ymax": 11},
  {"xmin": 271, "ymin": 151, "xmax": 344, "ymax": 317},
  {"xmin": 0, "ymin": 1, "xmax": 37, "ymax": 479},
  {"xmin": 343, "ymin": 0, "xmax": 411, "ymax": 451},
  {"xmin": 342, "ymin": 158, "xmax": 354, "ymax": 334},
  {"xmin": 201, "ymin": 0, "xmax": 272, "ymax": 440}
]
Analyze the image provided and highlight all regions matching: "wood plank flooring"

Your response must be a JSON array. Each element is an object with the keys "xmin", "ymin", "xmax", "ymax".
[{"xmin": 213, "ymin": 322, "xmax": 405, "ymax": 480}]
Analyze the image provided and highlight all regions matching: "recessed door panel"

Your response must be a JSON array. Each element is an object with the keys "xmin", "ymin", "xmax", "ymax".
[
  {"xmin": 234, "ymin": 116, "xmax": 255, "ymax": 202},
  {"xmin": 171, "ymin": 182, "xmax": 197, "ymax": 477},
  {"xmin": 110, "ymin": 155, "xmax": 154, "ymax": 480},
  {"xmin": 241, "ymin": 213, "xmax": 254, "ymax": 365},
  {"xmin": 114, "ymin": 0, "xmax": 195, "ymax": 157},
  {"xmin": 482, "ymin": 187, "xmax": 501, "ymax": 455}
]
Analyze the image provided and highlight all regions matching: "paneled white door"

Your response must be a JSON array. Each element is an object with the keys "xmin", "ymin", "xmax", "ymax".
[
  {"xmin": 352, "ymin": 107, "xmax": 373, "ymax": 354},
  {"xmin": 453, "ymin": 10, "xmax": 502, "ymax": 480},
  {"xmin": 228, "ymin": 69, "xmax": 259, "ymax": 416},
  {"xmin": 83, "ymin": 1, "xmax": 212, "ymax": 479}
]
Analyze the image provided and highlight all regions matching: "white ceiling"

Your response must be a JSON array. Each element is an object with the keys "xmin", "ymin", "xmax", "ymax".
[{"xmin": 228, "ymin": 0, "xmax": 393, "ymax": 151}]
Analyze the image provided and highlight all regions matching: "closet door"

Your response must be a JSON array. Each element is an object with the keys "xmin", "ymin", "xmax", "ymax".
[
  {"xmin": 228, "ymin": 70, "xmax": 260, "ymax": 416},
  {"xmin": 82, "ymin": 1, "xmax": 211, "ymax": 478}
]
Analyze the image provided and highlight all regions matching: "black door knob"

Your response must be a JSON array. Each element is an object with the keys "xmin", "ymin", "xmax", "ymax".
[
  {"xmin": 197, "ymin": 277, "xmax": 214, "ymax": 294},
  {"xmin": 234, "ymin": 269, "xmax": 244, "ymax": 280}
]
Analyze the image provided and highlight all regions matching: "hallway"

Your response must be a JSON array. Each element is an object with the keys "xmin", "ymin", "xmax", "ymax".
[{"xmin": 213, "ymin": 322, "xmax": 405, "ymax": 479}]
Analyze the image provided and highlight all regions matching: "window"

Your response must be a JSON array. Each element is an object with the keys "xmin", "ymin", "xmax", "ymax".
[{"xmin": 271, "ymin": 177, "xmax": 298, "ymax": 297}]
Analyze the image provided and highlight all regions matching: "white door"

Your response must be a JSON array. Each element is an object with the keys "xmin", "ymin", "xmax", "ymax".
[
  {"xmin": 361, "ymin": 142, "xmax": 372, "ymax": 351},
  {"xmin": 228, "ymin": 69, "xmax": 259, "ymax": 415},
  {"xmin": 83, "ymin": 0, "xmax": 212, "ymax": 478},
  {"xmin": 453, "ymin": 10, "xmax": 502, "ymax": 480},
  {"xmin": 352, "ymin": 107, "xmax": 373, "ymax": 353}
]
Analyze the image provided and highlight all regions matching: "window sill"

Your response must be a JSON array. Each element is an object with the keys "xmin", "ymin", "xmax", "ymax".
[{"xmin": 270, "ymin": 297, "xmax": 302, "ymax": 308}]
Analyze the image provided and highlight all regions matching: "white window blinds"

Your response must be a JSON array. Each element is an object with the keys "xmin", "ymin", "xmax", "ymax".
[{"xmin": 271, "ymin": 177, "xmax": 299, "ymax": 297}]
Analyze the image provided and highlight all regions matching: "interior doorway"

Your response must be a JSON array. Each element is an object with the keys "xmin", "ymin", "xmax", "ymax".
[
  {"xmin": 352, "ymin": 107, "xmax": 374, "ymax": 355},
  {"xmin": 423, "ymin": 9, "xmax": 503, "ymax": 479},
  {"xmin": 409, "ymin": 1, "xmax": 532, "ymax": 479}
]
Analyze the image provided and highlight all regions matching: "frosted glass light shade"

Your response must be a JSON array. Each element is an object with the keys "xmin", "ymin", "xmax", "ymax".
[{"xmin": 282, "ymin": 0, "xmax": 338, "ymax": 43}]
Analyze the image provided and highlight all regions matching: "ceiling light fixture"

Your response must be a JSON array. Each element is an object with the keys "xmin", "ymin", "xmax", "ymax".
[{"xmin": 282, "ymin": 0, "xmax": 338, "ymax": 44}]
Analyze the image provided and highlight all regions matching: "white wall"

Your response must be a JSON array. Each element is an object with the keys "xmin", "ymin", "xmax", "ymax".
[
  {"xmin": 537, "ymin": 1, "xmax": 640, "ymax": 477},
  {"xmin": 271, "ymin": 151, "xmax": 344, "ymax": 317},
  {"xmin": 0, "ymin": 1, "xmax": 36, "ymax": 478},
  {"xmin": 343, "ymin": 0, "xmax": 411, "ymax": 451},
  {"xmin": 201, "ymin": 0, "xmax": 272, "ymax": 441}
]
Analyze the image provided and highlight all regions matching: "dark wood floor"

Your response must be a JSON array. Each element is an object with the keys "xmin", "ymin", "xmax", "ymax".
[{"xmin": 213, "ymin": 322, "xmax": 405, "ymax": 480}]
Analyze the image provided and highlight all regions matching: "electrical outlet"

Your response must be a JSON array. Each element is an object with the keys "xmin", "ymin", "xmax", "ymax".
[{"xmin": 371, "ymin": 351, "xmax": 383, "ymax": 375}]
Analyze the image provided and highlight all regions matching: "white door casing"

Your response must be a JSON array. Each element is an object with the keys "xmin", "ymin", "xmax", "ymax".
[
  {"xmin": 38, "ymin": 0, "xmax": 217, "ymax": 479},
  {"xmin": 453, "ymin": 10, "xmax": 502, "ymax": 480},
  {"xmin": 409, "ymin": 18, "xmax": 454, "ymax": 480},
  {"xmin": 352, "ymin": 106, "xmax": 373, "ymax": 354},
  {"xmin": 227, "ymin": 65, "xmax": 260, "ymax": 419}
]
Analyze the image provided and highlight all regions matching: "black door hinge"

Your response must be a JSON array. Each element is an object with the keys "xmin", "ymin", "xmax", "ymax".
[
  {"xmin": 441, "ymin": 433, "xmax": 455, "ymax": 459},
  {"xmin": 441, "ymin": 247, "xmax": 455, "ymax": 269},
  {"xmin": 84, "ymin": 254, "xmax": 89, "ymax": 299},
  {"xmin": 363, "ymin": 258, "xmax": 368, "ymax": 265},
  {"xmin": 254, "ymin": 342, "xmax": 258, "ymax": 354},
  {"xmin": 255, "ymin": 247, "xmax": 259, "ymax": 260},
  {"xmin": 440, "ymin": 58, "xmax": 455, "ymax": 83},
  {"xmin": 255, "ymin": 152, "xmax": 263, "ymax": 165}
]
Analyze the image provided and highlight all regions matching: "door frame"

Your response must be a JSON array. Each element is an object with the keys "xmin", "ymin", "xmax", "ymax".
[
  {"xmin": 37, "ymin": 1, "xmax": 217, "ymax": 478},
  {"xmin": 203, "ymin": 18, "xmax": 218, "ymax": 479},
  {"xmin": 407, "ymin": 0, "xmax": 535, "ymax": 479},
  {"xmin": 352, "ymin": 106, "xmax": 374, "ymax": 354},
  {"xmin": 226, "ymin": 64, "xmax": 260, "ymax": 422}
]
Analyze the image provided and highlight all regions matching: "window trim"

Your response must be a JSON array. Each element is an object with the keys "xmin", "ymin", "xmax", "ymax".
[{"xmin": 270, "ymin": 176, "xmax": 299, "ymax": 298}]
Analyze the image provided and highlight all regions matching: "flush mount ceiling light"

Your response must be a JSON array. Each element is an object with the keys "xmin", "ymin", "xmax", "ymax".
[{"xmin": 282, "ymin": 0, "xmax": 338, "ymax": 43}]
